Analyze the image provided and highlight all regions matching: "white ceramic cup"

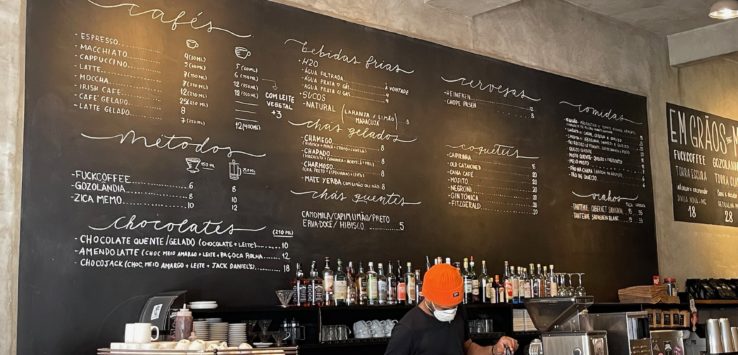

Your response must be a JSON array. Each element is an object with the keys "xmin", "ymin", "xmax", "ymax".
[{"xmin": 124, "ymin": 322, "xmax": 159, "ymax": 344}]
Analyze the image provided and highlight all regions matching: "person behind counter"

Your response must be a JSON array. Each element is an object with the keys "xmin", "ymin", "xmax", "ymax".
[{"xmin": 385, "ymin": 263, "xmax": 519, "ymax": 355}]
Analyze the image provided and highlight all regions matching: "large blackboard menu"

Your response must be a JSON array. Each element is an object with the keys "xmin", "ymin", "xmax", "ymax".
[
  {"xmin": 667, "ymin": 103, "xmax": 738, "ymax": 226},
  {"xmin": 20, "ymin": 0, "xmax": 657, "ymax": 353}
]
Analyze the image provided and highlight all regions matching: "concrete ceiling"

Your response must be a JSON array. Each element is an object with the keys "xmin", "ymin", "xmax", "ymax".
[
  {"xmin": 563, "ymin": 0, "xmax": 722, "ymax": 35},
  {"xmin": 424, "ymin": 0, "xmax": 737, "ymax": 66}
]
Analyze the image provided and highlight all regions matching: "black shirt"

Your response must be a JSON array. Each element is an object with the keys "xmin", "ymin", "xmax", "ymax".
[{"xmin": 385, "ymin": 305, "xmax": 469, "ymax": 355}]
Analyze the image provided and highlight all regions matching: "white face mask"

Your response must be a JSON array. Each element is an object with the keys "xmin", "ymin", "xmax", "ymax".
[{"xmin": 427, "ymin": 301, "xmax": 457, "ymax": 323}]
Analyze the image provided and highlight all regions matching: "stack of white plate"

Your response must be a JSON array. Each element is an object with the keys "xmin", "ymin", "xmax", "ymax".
[
  {"xmin": 228, "ymin": 323, "xmax": 247, "ymax": 346},
  {"xmin": 189, "ymin": 301, "xmax": 218, "ymax": 310},
  {"xmin": 210, "ymin": 322, "xmax": 229, "ymax": 342},
  {"xmin": 193, "ymin": 320, "xmax": 209, "ymax": 340}
]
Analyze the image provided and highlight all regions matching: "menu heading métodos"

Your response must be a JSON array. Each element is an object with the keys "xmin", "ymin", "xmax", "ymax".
[
  {"xmin": 20, "ymin": 0, "xmax": 656, "ymax": 353},
  {"xmin": 667, "ymin": 103, "xmax": 738, "ymax": 226}
]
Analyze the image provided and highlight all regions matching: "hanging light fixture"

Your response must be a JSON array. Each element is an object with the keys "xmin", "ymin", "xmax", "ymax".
[{"xmin": 709, "ymin": 0, "xmax": 738, "ymax": 19}]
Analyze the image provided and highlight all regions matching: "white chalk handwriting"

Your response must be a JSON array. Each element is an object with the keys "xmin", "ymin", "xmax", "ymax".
[
  {"xmin": 284, "ymin": 38, "xmax": 414, "ymax": 74},
  {"xmin": 446, "ymin": 144, "xmax": 539, "ymax": 160},
  {"xmin": 572, "ymin": 190, "xmax": 639, "ymax": 203},
  {"xmin": 88, "ymin": 215, "xmax": 266, "ymax": 235},
  {"xmin": 441, "ymin": 75, "xmax": 541, "ymax": 102},
  {"xmin": 87, "ymin": 0, "xmax": 251, "ymax": 38},
  {"xmin": 81, "ymin": 130, "xmax": 266, "ymax": 158},
  {"xmin": 559, "ymin": 100, "xmax": 642, "ymax": 125}
]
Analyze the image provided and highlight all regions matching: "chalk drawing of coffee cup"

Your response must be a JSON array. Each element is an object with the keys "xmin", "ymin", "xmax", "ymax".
[
  {"xmin": 185, "ymin": 157, "xmax": 201, "ymax": 173},
  {"xmin": 186, "ymin": 39, "xmax": 199, "ymax": 49},
  {"xmin": 235, "ymin": 47, "xmax": 251, "ymax": 60}
]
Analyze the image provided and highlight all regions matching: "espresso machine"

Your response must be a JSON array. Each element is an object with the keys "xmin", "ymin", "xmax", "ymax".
[{"xmin": 525, "ymin": 296, "xmax": 609, "ymax": 355}]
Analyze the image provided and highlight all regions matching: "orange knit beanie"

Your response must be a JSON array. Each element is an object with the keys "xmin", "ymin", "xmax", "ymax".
[{"xmin": 421, "ymin": 263, "xmax": 463, "ymax": 307}]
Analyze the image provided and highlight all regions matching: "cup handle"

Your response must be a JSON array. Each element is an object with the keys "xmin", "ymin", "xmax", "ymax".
[{"xmin": 151, "ymin": 326, "xmax": 159, "ymax": 341}]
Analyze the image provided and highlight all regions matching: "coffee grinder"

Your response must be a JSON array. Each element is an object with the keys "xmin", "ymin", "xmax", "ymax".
[{"xmin": 525, "ymin": 296, "xmax": 609, "ymax": 355}]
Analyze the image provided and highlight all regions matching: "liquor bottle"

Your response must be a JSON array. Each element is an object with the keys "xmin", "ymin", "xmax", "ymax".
[
  {"xmin": 334, "ymin": 258, "xmax": 348, "ymax": 306},
  {"xmin": 307, "ymin": 261, "xmax": 324, "ymax": 306},
  {"xmin": 396, "ymin": 260, "xmax": 407, "ymax": 304},
  {"xmin": 470, "ymin": 257, "xmax": 480, "ymax": 303},
  {"xmin": 292, "ymin": 262, "xmax": 307, "ymax": 307},
  {"xmin": 542, "ymin": 265, "xmax": 549, "ymax": 297},
  {"xmin": 445, "ymin": 257, "xmax": 452, "ymax": 265},
  {"xmin": 495, "ymin": 275, "xmax": 506, "ymax": 304},
  {"xmin": 406, "ymin": 262, "xmax": 416, "ymax": 305},
  {"xmin": 549, "ymin": 264, "xmax": 558, "ymax": 297},
  {"xmin": 504, "ymin": 261, "xmax": 513, "ymax": 304},
  {"xmin": 367, "ymin": 262, "xmax": 379, "ymax": 305},
  {"xmin": 323, "ymin": 257, "xmax": 334, "ymax": 306},
  {"xmin": 346, "ymin": 261, "xmax": 357, "ymax": 306},
  {"xmin": 414, "ymin": 269, "xmax": 423, "ymax": 303},
  {"xmin": 387, "ymin": 262, "xmax": 397, "ymax": 305},
  {"xmin": 480, "ymin": 260, "xmax": 490, "ymax": 303},
  {"xmin": 523, "ymin": 267, "xmax": 532, "ymax": 299},
  {"xmin": 462, "ymin": 258, "xmax": 471, "ymax": 304},
  {"xmin": 426, "ymin": 256, "xmax": 432, "ymax": 271},
  {"xmin": 532, "ymin": 263, "xmax": 541, "ymax": 298},
  {"xmin": 511, "ymin": 266, "xmax": 520, "ymax": 304},
  {"xmin": 357, "ymin": 262, "xmax": 368, "ymax": 305},
  {"xmin": 378, "ymin": 263, "xmax": 388, "ymax": 305}
]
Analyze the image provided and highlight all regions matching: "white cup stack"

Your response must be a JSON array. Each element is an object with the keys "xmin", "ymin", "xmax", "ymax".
[{"xmin": 229, "ymin": 323, "xmax": 248, "ymax": 346}]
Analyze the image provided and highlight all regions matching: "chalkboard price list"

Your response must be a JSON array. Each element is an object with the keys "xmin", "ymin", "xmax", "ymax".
[
  {"xmin": 73, "ymin": 31, "xmax": 163, "ymax": 121},
  {"xmin": 446, "ymin": 144, "xmax": 539, "ymax": 216},
  {"xmin": 667, "ymin": 103, "xmax": 738, "ymax": 226}
]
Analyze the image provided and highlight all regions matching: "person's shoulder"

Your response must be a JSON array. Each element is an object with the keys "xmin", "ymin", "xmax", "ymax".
[{"xmin": 397, "ymin": 306, "xmax": 426, "ymax": 328}]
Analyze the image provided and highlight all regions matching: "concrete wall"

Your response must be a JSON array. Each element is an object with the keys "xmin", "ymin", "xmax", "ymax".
[
  {"xmin": 0, "ymin": 0, "xmax": 737, "ymax": 352},
  {"xmin": 0, "ymin": 0, "xmax": 24, "ymax": 353}
]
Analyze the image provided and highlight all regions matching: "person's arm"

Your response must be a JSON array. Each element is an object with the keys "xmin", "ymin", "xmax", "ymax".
[
  {"xmin": 384, "ymin": 323, "xmax": 413, "ymax": 355},
  {"xmin": 464, "ymin": 336, "xmax": 519, "ymax": 355}
]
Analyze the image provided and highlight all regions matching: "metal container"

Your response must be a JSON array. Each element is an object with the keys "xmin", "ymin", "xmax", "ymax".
[
  {"xmin": 650, "ymin": 330, "xmax": 684, "ymax": 355},
  {"xmin": 719, "ymin": 318, "xmax": 734, "ymax": 352},
  {"xmin": 586, "ymin": 312, "xmax": 652, "ymax": 355},
  {"xmin": 542, "ymin": 331, "xmax": 609, "ymax": 355},
  {"xmin": 707, "ymin": 319, "xmax": 724, "ymax": 354}
]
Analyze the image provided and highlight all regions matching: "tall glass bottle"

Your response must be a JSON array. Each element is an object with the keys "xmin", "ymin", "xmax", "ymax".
[
  {"xmin": 378, "ymin": 263, "xmax": 388, "ymax": 305},
  {"xmin": 323, "ymin": 257, "xmax": 334, "ymax": 306},
  {"xmin": 480, "ymin": 260, "xmax": 490, "ymax": 303},
  {"xmin": 462, "ymin": 258, "xmax": 472, "ymax": 304},
  {"xmin": 405, "ymin": 262, "xmax": 416, "ymax": 305},
  {"xmin": 387, "ymin": 263, "xmax": 397, "ymax": 305},
  {"xmin": 542, "ymin": 265, "xmax": 549, "ymax": 297},
  {"xmin": 396, "ymin": 260, "xmax": 407, "ymax": 305},
  {"xmin": 414, "ymin": 269, "xmax": 423, "ymax": 304},
  {"xmin": 425, "ymin": 256, "xmax": 432, "ymax": 271},
  {"xmin": 346, "ymin": 261, "xmax": 356, "ymax": 306},
  {"xmin": 549, "ymin": 264, "xmax": 558, "ymax": 297},
  {"xmin": 367, "ymin": 262, "xmax": 379, "ymax": 305},
  {"xmin": 511, "ymin": 266, "xmax": 520, "ymax": 304},
  {"xmin": 307, "ymin": 261, "xmax": 324, "ymax": 306},
  {"xmin": 470, "ymin": 257, "xmax": 480, "ymax": 303},
  {"xmin": 495, "ymin": 275, "xmax": 506, "ymax": 304},
  {"xmin": 334, "ymin": 259, "xmax": 348, "ymax": 306},
  {"xmin": 503, "ymin": 261, "xmax": 513, "ymax": 304},
  {"xmin": 357, "ymin": 262, "xmax": 368, "ymax": 305},
  {"xmin": 292, "ymin": 262, "xmax": 307, "ymax": 307},
  {"xmin": 532, "ymin": 263, "xmax": 541, "ymax": 298},
  {"xmin": 520, "ymin": 264, "xmax": 533, "ymax": 303}
]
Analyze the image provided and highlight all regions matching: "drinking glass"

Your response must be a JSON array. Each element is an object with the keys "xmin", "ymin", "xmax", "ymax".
[
  {"xmin": 575, "ymin": 273, "xmax": 586, "ymax": 296},
  {"xmin": 557, "ymin": 273, "xmax": 569, "ymax": 297}
]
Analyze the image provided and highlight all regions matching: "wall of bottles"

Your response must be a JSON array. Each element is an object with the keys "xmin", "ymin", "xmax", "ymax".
[{"xmin": 288, "ymin": 257, "xmax": 588, "ymax": 307}]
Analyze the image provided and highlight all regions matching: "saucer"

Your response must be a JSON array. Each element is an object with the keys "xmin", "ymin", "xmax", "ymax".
[{"xmin": 253, "ymin": 342, "xmax": 273, "ymax": 348}]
